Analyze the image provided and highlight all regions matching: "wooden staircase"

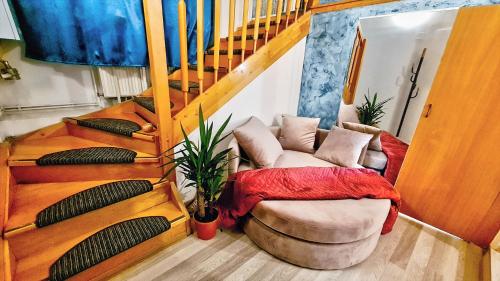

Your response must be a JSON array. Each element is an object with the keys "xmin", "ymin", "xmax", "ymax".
[{"xmin": 0, "ymin": 0, "xmax": 312, "ymax": 280}]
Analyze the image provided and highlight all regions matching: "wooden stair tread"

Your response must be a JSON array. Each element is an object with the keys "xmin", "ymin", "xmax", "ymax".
[
  {"xmin": 169, "ymin": 79, "xmax": 199, "ymax": 92},
  {"xmin": 206, "ymin": 49, "xmax": 252, "ymax": 56},
  {"xmin": 5, "ymin": 178, "xmax": 162, "ymax": 233},
  {"xmin": 13, "ymin": 202, "xmax": 185, "ymax": 281},
  {"xmin": 8, "ymin": 136, "xmax": 157, "ymax": 163}
]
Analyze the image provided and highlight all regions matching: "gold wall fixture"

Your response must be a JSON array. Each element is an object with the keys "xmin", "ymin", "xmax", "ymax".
[{"xmin": 0, "ymin": 58, "xmax": 20, "ymax": 80}]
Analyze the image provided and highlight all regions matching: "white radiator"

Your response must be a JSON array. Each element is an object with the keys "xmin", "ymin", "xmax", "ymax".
[{"xmin": 97, "ymin": 67, "xmax": 148, "ymax": 101}]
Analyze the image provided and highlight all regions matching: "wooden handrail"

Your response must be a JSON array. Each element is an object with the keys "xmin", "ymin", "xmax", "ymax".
[
  {"xmin": 303, "ymin": 0, "xmax": 309, "ymax": 14},
  {"xmin": 264, "ymin": 0, "xmax": 273, "ymax": 44},
  {"xmin": 142, "ymin": 0, "xmax": 172, "ymax": 155},
  {"xmin": 253, "ymin": 0, "xmax": 263, "ymax": 52},
  {"xmin": 285, "ymin": 0, "xmax": 292, "ymax": 28},
  {"xmin": 213, "ymin": 0, "xmax": 221, "ymax": 82},
  {"xmin": 294, "ymin": 0, "xmax": 301, "ymax": 22},
  {"xmin": 241, "ymin": 0, "xmax": 249, "ymax": 62},
  {"xmin": 197, "ymin": 0, "xmax": 204, "ymax": 94},
  {"xmin": 178, "ymin": 0, "xmax": 189, "ymax": 106},
  {"xmin": 275, "ymin": 0, "xmax": 284, "ymax": 35},
  {"xmin": 228, "ymin": 0, "xmax": 235, "ymax": 71}
]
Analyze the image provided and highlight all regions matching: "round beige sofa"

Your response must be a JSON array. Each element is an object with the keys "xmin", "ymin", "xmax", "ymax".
[{"xmin": 227, "ymin": 126, "xmax": 391, "ymax": 269}]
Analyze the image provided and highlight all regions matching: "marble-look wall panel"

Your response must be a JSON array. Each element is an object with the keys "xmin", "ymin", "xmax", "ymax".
[{"xmin": 298, "ymin": 0, "xmax": 500, "ymax": 128}]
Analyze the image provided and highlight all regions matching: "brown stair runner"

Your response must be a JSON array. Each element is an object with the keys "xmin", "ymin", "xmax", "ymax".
[
  {"xmin": 36, "ymin": 180, "xmax": 154, "ymax": 227},
  {"xmin": 36, "ymin": 147, "xmax": 137, "ymax": 165},
  {"xmin": 76, "ymin": 118, "xmax": 141, "ymax": 137},
  {"xmin": 49, "ymin": 216, "xmax": 171, "ymax": 281}
]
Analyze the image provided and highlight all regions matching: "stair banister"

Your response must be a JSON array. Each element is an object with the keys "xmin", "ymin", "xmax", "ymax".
[
  {"xmin": 142, "ymin": 0, "xmax": 173, "ymax": 155},
  {"xmin": 241, "ymin": 0, "xmax": 250, "ymax": 62},
  {"xmin": 275, "ymin": 0, "xmax": 284, "ymax": 35},
  {"xmin": 264, "ymin": 0, "xmax": 273, "ymax": 44},
  {"xmin": 228, "ymin": 0, "xmax": 236, "ymax": 71},
  {"xmin": 285, "ymin": 0, "xmax": 292, "ymax": 28},
  {"xmin": 303, "ymin": 0, "xmax": 309, "ymax": 14},
  {"xmin": 178, "ymin": 0, "xmax": 189, "ymax": 106},
  {"xmin": 197, "ymin": 0, "xmax": 205, "ymax": 94},
  {"xmin": 213, "ymin": 0, "xmax": 221, "ymax": 82},
  {"xmin": 294, "ymin": 0, "xmax": 301, "ymax": 22},
  {"xmin": 253, "ymin": 0, "xmax": 262, "ymax": 52}
]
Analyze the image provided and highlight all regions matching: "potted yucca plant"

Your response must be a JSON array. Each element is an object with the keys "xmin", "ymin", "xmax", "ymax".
[
  {"xmin": 356, "ymin": 91, "xmax": 393, "ymax": 127},
  {"xmin": 161, "ymin": 106, "xmax": 232, "ymax": 240}
]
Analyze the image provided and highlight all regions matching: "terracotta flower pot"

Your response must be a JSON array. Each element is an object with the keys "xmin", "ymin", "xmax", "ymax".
[{"xmin": 194, "ymin": 208, "xmax": 219, "ymax": 240}]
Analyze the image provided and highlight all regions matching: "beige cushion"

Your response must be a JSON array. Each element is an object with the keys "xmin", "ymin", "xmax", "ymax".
[
  {"xmin": 336, "ymin": 101, "xmax": 360, "ymax": 128},
  {"xmin": 233, "ymin": 117, "xmax": 283, "ymax": 168},
  {"xmin": 343, "ymin": 122, "xmax": 382, "ymax": 151},
  {"xmin": 363, "ymin": 150, "xmax": 388, "ymax": 170},
  {"xmin": 251, "ymin": 199, "xmax": 390, "ymax": 244},
  {"xmin": 245, "ymin": 217, "xmax": 382, "ymax": 269},
  {"xmin": 314, "ymin": 127, "xmax": 372, "ymax": 167},
  {"xmin": 274, "ymin": 150, "xmax": 336, "ymax": 168},
  {"xmin": 279, "ymin": 115, "xmax": 320, "ymax": 153}
]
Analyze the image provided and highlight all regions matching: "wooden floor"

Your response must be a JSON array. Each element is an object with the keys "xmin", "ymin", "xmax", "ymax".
[{"xmin": 110, "ymin": 215, "xmax": 484, "ymax": 281}]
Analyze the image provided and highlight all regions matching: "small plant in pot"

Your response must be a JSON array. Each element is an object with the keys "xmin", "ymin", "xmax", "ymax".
[
  {"xmin": 161, "ymin": 105, "xmax": 233, "ymax": 240},
  {"xmin": 356, "ymin": 91, "xmax": 393, "ymax": 127}
]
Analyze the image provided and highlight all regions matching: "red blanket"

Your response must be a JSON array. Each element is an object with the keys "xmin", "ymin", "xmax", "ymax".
[
  {"xmin": 381, "ymin": 132, "xmax": 409, "ymax": 185},
  {"xmin": 218, "ymin": 167, "xmax": 401, "ymax": 234}
]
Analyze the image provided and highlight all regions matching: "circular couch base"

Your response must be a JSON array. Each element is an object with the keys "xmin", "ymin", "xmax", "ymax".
[{"xmin": 244, "ymin": 217, "xmax": 381, "ymax": 270}]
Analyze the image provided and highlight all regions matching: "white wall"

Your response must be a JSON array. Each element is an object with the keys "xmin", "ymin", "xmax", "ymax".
[
  {"xmin": 355, "ymin": 9, "xmax": 457, "ymax": 143},
  {"xmin": 0, "ymin": 40, "xmax": 100, "ymax": 141},
  {"xmin": 176, "ymin": 37, "xmax": 307, "ymax": 201}
]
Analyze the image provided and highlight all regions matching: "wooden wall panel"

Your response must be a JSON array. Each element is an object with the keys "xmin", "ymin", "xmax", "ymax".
[{"xmin": 395, "ymin": 5, "xmax": 500, "ymax": 248}]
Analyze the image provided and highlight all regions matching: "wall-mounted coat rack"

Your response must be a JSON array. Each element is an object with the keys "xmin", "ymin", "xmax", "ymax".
[{"xmin": 396, "ymin": 48, "xmax": 426, "ymax": 137}]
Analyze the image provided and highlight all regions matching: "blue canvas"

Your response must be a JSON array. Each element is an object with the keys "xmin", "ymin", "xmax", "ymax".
[{"xmin": 11, "ymin": 0, "xmax": 212, "ymax": 67}]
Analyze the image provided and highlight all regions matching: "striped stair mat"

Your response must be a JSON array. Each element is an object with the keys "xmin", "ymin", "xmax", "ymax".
[
  {"xmin": 76, "ymin": 118, "xmax": 141, "ymax": 137},
  {"xmin": 49, "ymin": 216, "xmax": 171, "ymax": 281},
  {"xmin": 36, "ymin": 180, "xmax": 154, "ymax": 227},
  {"xmin": 36, "ymin": 147, "xmax": 137, "ymax": 166}
]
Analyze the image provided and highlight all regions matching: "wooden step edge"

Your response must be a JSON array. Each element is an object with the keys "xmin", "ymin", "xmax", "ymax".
[
  {"xmin": 3, "ymin": 182, "xmax": 166, "ymax": 239},
  {"xmin": 63, "ymin": 118, "xmax": 156, "ymax": 142}
]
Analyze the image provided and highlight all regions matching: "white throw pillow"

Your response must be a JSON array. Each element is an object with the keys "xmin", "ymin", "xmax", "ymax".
[{"xmin": 279, "ymin": 115, "xmax": 320, "ymax": 153}]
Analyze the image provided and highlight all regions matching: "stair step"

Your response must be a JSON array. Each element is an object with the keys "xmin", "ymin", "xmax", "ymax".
[
  {"xmin": 187, "ymin": 65, "xmax": 217, "ymax": 72},
  {"xmin": 206, "ymin": 49, "xmax": 251, "ymax": 56},
  {"xmin": 246, "ymin": 10, "xmax": 302, "ymax": 27},
  {"xmin": 133, "ymin": 96, "xmax": 157, "ymax": 113},
  {"xmin": 36, "ymin": 147, "xmax": 137, "ymax": 166},
  {"xmin": 169, "ymin": 79, "xmax": 199, "ymax": 92},
  {"xmin": 75, "ymin": 118, "xmax": 142, "ymax": 137},
  {"xmin": 11, "ymin": 202, "xmax": 187, "ymax": 281},
  {"xmin": 50, "ymin": 216, "xmax": 171, "ymax": 281},
  {"xmin": 5, "ymin": 178, "xmax": 162, "ymax": 234},
  {"xmin": 36, "ymin": 179, "xmax": 155, "ymax": 228}
]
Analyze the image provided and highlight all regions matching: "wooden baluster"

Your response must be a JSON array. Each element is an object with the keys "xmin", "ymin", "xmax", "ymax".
[
  {"xmin": 285, "ymin": 0, "xmax": 292, "ymax": 28},
  {"xmin": 143, "ymin": 0, "xmax": 172, "ymax": 155},
  {"xmin": 275, "ymin": 0, "xmax": 284, "ymax": 35},
  {"xmin": 294, "ymin": 0, "xmax": 300, "ymax": 22},
  {"xmin": 197, "ymin": 0, "xmax": 204, "ymax": 94},
  {"xmin": 264, "ymin": 0, "xmax": 273, "ymax": 44},
  {"xmin": 303, "ymin": 0, "xmax": 308, "ymax": 14},
  {"xmin": 228, "ymin": 0, "xmax": 235, "ymax": 71},
  {"xmin": 253, "ymin": 0, "xmax": 262, "ymax": 53},
  {"xmin": 241, "ymin": 0, "xmax": 249, "ymax": 62},
  {"xmin": 213, "ymin": 0, "xmax": 221, "ymax": 82},
  {"xmin": 178, "ymin": 0, "xmax": 189, "ymax": 106}
]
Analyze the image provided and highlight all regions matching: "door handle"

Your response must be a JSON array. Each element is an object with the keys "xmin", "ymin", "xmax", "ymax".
[{"xmin": 424, "ymin": 104, "xmax": 432, "ymax": 118}]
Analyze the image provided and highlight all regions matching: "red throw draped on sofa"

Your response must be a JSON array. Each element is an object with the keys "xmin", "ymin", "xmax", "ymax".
[
  {"xmin": 218, "ymin": 167, "xmax": 401, "ymax": 234},
  {"xmin": 381, "ymin": 132, "xmax": 409, "ymax": 185}
]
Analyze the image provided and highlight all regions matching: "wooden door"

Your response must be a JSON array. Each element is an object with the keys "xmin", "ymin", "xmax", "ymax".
[
  {"xmin": 343, "ymin": 27, "xmax": 366, "ymax": 104},
  {"xmin": 395, "ymin": 5, "xmax": 500, "ymax": 248}
]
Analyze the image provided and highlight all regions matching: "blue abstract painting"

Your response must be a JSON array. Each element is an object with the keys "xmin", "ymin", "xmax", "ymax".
[{"xmin": 298, "ymin": 0, "xmax": 500, "ymax": 128}]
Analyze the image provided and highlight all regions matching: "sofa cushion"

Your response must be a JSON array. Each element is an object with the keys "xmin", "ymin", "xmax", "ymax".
[
  {"xmin": 279, "ymin": 115, "xmax": 320, "ymax": 153},
  {"xmin": 363, "ymin": 150, "xmax": 388, "ymax": 170},
  {"xmin": 274, "ymin": 150, "xmax": 335, "ymax": 168},
  {"xmin": 251, "ymin": 199, "xmax": 390, "ymax": 244},
  {"xmin": 342, "ymin": 122, "xmax": 383, "ymax": 151},
  {"xmin": 233, "ymin": 117, "xmax": 283, "ymax": 168},
  {"xmin": 336, "ymin": 101, "xmax": 360, "ymax": 128},
  {"xmin": 314, "ymin": 127, "xmax": 372, "ymax": 167}
]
